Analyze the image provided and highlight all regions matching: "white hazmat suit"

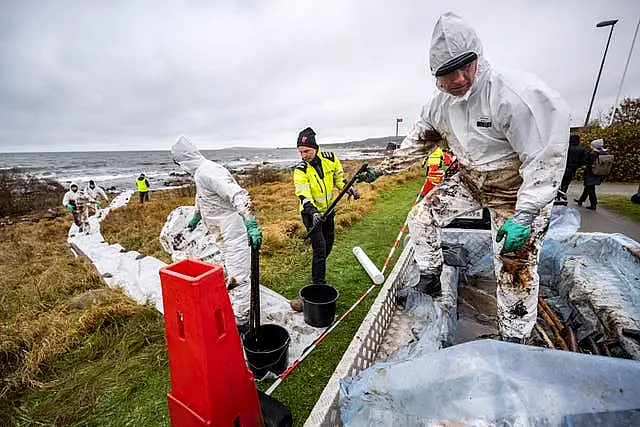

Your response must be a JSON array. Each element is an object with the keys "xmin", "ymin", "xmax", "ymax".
[
  {"xmin": 85, "ymin": 180, "xmax": 109, "ymax": 216},
  {"xmin": 170, "ymin": 136, "xmax": 258, "ymax": 324},
  {"xmin": 397, "ymin": 13, "xmax": 569, "ymax": 340}
]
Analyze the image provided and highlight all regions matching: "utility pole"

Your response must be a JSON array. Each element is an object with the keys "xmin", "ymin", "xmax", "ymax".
[
  {"xmin": 609, "ymin": 17, "xmax": 639, "ymax": 127},
  {"xmin": 395, "ymin": 117, "xmax": 403, "ymax": 138}
]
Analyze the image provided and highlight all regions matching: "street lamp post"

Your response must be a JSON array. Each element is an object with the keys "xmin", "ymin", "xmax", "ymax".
[
  {"xmin": 584, "ymin": 19, "xmax": 619, "ymax": 127},
  {"xmin": 395, "ymin": 117, "xmax": 403, "ymax": 138}
]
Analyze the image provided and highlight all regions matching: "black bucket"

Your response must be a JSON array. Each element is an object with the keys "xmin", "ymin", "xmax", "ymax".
[
  {"xmin": 299, "ymin": 284, "xmax": 339, "ymax": 327},
  {"xmin": 242, "ymin": 324, "xmax": 290, "ymax": 380}
]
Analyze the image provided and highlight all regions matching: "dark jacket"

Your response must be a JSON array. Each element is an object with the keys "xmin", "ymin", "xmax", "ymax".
[
  {"xmin": 583, "ymin": 150, "xmax": 608, "ymax": 186},
  {"xmin": 566, "ymin": 141, "xmax": 587, "ymax": 170}
]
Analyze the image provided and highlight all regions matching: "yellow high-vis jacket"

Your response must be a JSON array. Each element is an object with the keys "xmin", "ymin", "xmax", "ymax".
[{"xmin": 293, "ymin": 150, "xmax": 345, "ymax": 213}]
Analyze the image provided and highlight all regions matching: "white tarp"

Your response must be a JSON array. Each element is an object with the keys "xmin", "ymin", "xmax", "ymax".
[{"xmin": 67, "ymin": 198, "xmax": 323, "ymax": 374}]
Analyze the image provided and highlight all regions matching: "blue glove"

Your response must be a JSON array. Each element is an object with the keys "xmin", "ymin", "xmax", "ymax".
[
  {"xmin": 496, "ymin": 211, "xmax": 536, "ymax": 255},
  {"xmin": 187, "ymin": 214, "xmax": 201, "ymax": 231},
  {"xmin": 244, "ymin": 219, "xmax": 262, "ymax": 249},
  {"xmin": 65, "ymin": 204, "xmax": 75, "ymax": 211},
  {"xmin": 355, "ymin": 167, "xmax": 377, "ymax": 183}
]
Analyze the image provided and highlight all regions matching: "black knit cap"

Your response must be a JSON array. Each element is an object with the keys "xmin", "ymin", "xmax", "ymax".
[
  {"xmin": 569, "ymin": 134, "xmax": 580, "ymax": 145},
  {"xmin": 435, "ymin": 52, "xmax": 478, "ymax": 77},
  {"xmin": 297, "ymin": 127, "xmax": 318, "ymax": 149}
]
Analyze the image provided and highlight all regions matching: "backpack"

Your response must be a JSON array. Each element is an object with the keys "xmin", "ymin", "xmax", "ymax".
[{"xmin": 591, "ymin": 153, "xmax": 614, "ymax": 176}]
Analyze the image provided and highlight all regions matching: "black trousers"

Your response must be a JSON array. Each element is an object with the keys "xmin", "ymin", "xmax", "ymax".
[
  {"xmin": 301, "ymin": 211, "xmax": 335, "ymax": 284},
  {"xmin": 139, "ymin": 191, "xmax": 149, "ymax": 203},
  {"xmin": 578, "ymin": 185, "xmax": 597, "ymax": 207},
  {"xmin": 559, "ymin": 167, "xmax": 577, "ymax": 194}
]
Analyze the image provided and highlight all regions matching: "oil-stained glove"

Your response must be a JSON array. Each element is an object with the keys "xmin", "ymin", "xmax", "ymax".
[
  {"xmin": 496, "ymin": 211, "xmax": 536, "ymax": 255},
  {"xmin": 187, "ymin": 214, "xmax": 201, "ymax": 231},
  {"xmin": 65, "ymin": 204, "xmax": 75, "ymax": 211},
  {"xmin": 355, "ymin": 167, "xmax": 377, "ymax": 183},
  {"xmin": 312, "ymin": 212, "xmax": 324, "ymax": 227},
  {"xmin": 346, "ymin": 187, "xmax": 360, "ymax": 200},
  {"xmin": 244, "ymin": 219, "xmax": 262, "ymax": 249}
]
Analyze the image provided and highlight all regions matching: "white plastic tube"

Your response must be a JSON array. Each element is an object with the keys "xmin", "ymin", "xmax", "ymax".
[{"xmin": 352, "ymin": 246, "xmax": 385, "ymax": 284}]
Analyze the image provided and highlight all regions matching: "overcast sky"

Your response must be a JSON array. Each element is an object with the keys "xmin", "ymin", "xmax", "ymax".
[{"xmin": 1, "ymin": 1, "xmax": 639, "ymax": 152}]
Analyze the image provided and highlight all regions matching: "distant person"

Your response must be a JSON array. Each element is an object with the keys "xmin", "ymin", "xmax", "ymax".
[
  {"xmin": 631, "ymin": 184, "xmax": 640, "ymax": 205},
  {"xmin": 136, "ymin": 173, "xmax": 150, "ymax": 204},
  {"xmin": 557, "ymin": 134, "xmax": 587, "ymax": 200},
  {"xmin": 171, "ymin": 136, "xmax": 262, "ymax": 327},
  {"xmin": 62, "ymin": 182, "xmax": 90, "ymax": 233},
  {"xmin": 575, "ymin": 139, "xmax": 611, "ymax": 211},
  {"xmin": 290, "ymin": 127, "xmax": 360, "ymax": 311},
  {"xmin": 85, "ymin": 179, "xmax": 109, "ymax": 217}
]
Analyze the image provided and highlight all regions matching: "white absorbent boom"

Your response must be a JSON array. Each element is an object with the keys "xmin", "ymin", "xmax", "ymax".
[{"xmin": 352, "ymin": 246, "xmax": 385, "ymax": 285}]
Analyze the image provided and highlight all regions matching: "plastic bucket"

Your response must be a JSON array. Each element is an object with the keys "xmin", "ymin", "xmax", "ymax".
[
  {"xmin": 243, "ymin": 324, "xmax": 290, "ymax": 380},
  {"xmin": 299, "ymin": 284, "xmax": 339, "ymax": 328}
]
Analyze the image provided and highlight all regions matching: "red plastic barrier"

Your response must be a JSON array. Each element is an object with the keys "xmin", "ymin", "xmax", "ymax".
[{"xmin": 159, "ymin": 259, "xmax": 263, "ymax": 426}]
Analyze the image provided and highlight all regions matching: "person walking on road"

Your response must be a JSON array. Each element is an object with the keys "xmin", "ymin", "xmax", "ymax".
[
  {"xmin": 136, "ymin": 173, "xmax": 150, "ymax": 204},
  {"xmin": 558, "ymin": 135, "xmax": 587, "ymax": 200},
  {"xmin": 290, "ymin": 127, "xmax": 360, "ymax": 310},
  {"xmin": 171, "ymin": 136, "xmax": 262, "ymax": 326},
  {"xmin": 355, "ymin": 12, "xmax": 569, "ymax": 343},
  {"xmin": 575, "ymin": 139, "xmax": 610, "ymax": 211}
]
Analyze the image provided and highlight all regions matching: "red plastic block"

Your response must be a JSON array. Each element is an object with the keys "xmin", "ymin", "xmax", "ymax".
[{"xmin": 159, "ymin": 259, "xmax": 263, "ymax": 426}]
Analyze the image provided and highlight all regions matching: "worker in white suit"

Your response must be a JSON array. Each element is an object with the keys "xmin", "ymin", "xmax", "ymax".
[
  {"xmin": 357, "ymin": 12, "xmax": 569, "ymax": 342},
  {"xmin": 171, "ymin": 136, "xmax": 262, "ymax": 327}
]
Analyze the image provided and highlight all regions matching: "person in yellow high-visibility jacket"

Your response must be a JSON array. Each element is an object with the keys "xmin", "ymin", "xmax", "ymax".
[
  {"xmin": 136, "ymin": 173, "xmax": 150, "ymax": 203},
  {"xmin": 293, "ymin": 127, "xmax": 360, "ymax": 295}
]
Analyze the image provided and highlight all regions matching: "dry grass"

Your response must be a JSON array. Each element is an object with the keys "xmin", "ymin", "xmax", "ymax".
[{"xmin": 0, "ymin": 216, "xmax": 147, "ymax": 403}]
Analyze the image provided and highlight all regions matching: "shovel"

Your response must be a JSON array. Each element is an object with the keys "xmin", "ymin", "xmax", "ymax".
[
  {"xmin": 248, "ymin": 245, "xmax": 261, "ymax": 343},
  {"xmin": 303, "ymin": 162, "xmax": 369, "ymax": 240}
]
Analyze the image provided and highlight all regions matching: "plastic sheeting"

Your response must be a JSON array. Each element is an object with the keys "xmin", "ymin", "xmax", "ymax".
[
  {"xmin": 68, "ymin": 198, "xmax": 324, "ymax": 373},
  {"xmin": 340, "ymin": 339, "xmax": 640, "ymax": 426}
]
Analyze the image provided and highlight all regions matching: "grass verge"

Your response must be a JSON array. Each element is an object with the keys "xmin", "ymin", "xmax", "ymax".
[{"xmin": 598, "ymin": 195, "xmax": 640, "ymax": 222}]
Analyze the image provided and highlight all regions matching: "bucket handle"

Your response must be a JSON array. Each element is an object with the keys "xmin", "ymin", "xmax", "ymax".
[{"xmin": 246, "ymin": 339, "xmax": 291, "ymax": 372}]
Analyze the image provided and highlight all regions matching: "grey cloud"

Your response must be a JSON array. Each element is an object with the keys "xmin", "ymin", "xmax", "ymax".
[{"xmin": 1, "ymin": 0, "xmax": 639, "ymax": 152}]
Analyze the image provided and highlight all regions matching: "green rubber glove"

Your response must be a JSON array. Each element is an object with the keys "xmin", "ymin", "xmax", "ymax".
[
  {"xmin": 355, "ymin": 167, "xmax": 377, "ymax": 183},
  {"xmin": 65, "ymin": 204, "xmax": 75, "ymax": 211},
  {"xmin": 244, "ymin": 219, "xmax": 262, "ymax": 249},
  {"xmin": 93, "ymin": 200, "xmax": 101, "ymax": 206},
  {"xmin": 187, "ymin": 214, "xmax": 201, "ymax": 231},
  {"xmin": 496, "ymin": 219, "xmax": 532, "ymax": 255}
]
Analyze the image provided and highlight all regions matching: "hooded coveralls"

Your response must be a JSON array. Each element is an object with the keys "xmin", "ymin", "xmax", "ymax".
[
  {"xmin": 62, "ymin": 182, "xmax": 90, "ymax": 232},
  {"xmin": 400, "ymin": 13, "xmax": 569, "ymax": 339},
  {"xmin": 171, "ymin": 136, "xmax": 256, "ymax": 323},
  {"xmin": 85, "ymin": 181, "xmax": 109, "ymax": 215}
]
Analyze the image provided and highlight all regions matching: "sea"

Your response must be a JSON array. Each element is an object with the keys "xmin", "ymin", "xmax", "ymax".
[{"xmin": 0, "ymin": 147, "xmax": 385, "ymax": 191}]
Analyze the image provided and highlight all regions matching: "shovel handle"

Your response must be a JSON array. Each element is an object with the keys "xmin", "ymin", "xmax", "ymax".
[{"xmin": 304, "ymin": 162, "xmax": 369, "ymax": 240}]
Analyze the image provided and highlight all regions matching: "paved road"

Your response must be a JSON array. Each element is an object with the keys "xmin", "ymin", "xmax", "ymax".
[{"xmin": 566, "ymin": 182, "xmax": 640, "ymax": 242}]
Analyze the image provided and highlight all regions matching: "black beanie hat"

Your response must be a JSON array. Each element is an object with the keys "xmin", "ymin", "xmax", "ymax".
[
  {"xmin": 569, "ymin": 134, "xmax": 580, "ymax": 145},
  {"xmin": 297, "ymin": 127, "xmax": 318, "ymax": 149}
]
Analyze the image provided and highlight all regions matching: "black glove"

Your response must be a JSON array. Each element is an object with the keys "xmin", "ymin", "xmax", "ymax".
[
  {"xmin": 346, "ymin": 187, "xmax": 360, "ymax": 200},
  {"xmin": 312, "ymin": 212, "xmax": 324, "ymax": 227}
]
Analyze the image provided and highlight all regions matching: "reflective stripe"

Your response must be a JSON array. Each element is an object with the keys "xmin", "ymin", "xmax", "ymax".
[{"xmin": 295, "ymin": 183, "xmax": 310, "ymax": 192}]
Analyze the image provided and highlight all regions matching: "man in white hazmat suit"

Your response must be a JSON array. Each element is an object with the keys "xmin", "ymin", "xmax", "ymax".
[
  {"xmin": 84, "ymin": 180, "xmax": 109, "ymax": 217},
  {"xmin": 357, "ymin": 12, "xmax": 569, "ymax": 342},
  {"xmin": 62, "ymin": 182, "xmax": 90, "ymax": 233},
  {"xmin": 170, "ymin": 136, "xmax": 262, "ymax": 326}
]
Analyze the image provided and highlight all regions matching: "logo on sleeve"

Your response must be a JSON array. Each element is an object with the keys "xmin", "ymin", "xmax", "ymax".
[{"xmin": 476, "ymin": 117, "xmax": 492, "ymax": 128}]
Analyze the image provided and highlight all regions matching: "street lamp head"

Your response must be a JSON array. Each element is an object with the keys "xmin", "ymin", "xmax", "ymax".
[{"xmin": 596, "ymin": 19, "xmax": 619, "ymax": 28}]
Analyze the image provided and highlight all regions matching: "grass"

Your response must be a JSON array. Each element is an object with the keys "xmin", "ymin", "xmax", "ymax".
[
  {"xmin": 1, "ymin": 161, "xmax": 426, "ymax": 426},
  {"xmin": 598, "ymin": 195, "xmax": 640, "ymax": 222}
]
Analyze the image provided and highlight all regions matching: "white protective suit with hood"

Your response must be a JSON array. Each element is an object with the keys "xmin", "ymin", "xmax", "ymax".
[
  {"xmin": 85, "ymin": 181, "xmax": 108, "ymax": 201},
  {"xmin": 171, "ymin": 136, "xmax": 255, "ymax": 323},
  {"xmin": 399, "ymin": 12, "xmax": 569, "ymax": 339}
]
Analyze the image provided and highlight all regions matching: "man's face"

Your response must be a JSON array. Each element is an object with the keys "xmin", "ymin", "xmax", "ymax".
[
  {"xmin": 437, "ymin": 60, "xmax": 478, "ymax": 97},
  {"xmin": 298, "ymin": 146, "xmax": 317, "ymax": 162},
  {"xmin": 71, "ymin": 186, "xmax": 78, "ymax": 192}
]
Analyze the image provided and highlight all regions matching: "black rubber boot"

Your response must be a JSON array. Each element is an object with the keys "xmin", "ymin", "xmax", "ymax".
[{"xmin": 416, "ymin": 269, "xmax": 442, "ymax": 297}]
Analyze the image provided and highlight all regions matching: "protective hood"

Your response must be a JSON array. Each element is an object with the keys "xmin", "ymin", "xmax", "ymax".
[
  {"xmin": 430, "ymin": 12, "xmax": 482, "ymax": 76},
  {"xmin": 171, "ymin": 136, "xmax": 206, "ymax": 175},
  {"xmin": 70, "ymin": 182, "xmax": 79, "ymax": 191}
]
